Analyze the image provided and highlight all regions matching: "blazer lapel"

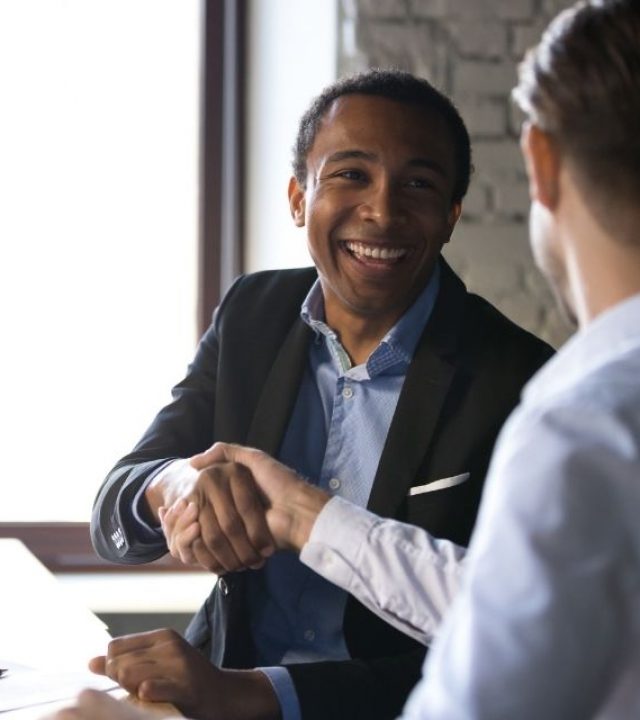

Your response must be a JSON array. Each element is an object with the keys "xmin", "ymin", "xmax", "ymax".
[
  {"xmin": 246, "ymin": 318, "xmax": 313, "ymax": 456},
  {"xmin": 367, "ymin": 261, "xmax": 466, "ymax": 517}
]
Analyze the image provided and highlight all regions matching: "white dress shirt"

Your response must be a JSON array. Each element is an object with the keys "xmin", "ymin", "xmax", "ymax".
[{"xmin": 301, "ymin": 292, "xmax": 640, "ymax": 719}]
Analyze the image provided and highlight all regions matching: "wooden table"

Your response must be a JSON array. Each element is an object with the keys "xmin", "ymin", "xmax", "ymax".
[{"xmin": 0, "ymin": 539, "xmax": 181, "ymax": 719}]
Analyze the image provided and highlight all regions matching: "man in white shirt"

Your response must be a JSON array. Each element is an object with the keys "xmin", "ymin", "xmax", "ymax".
[{"xmin": 49, "ymin": 0, "xmax": 640, "ymax": 718}]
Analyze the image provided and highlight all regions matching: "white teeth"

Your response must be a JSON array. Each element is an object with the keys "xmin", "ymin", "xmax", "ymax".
[{"xmin": 345, "ymin": 242, "xmax": 407, "ymax": 260}]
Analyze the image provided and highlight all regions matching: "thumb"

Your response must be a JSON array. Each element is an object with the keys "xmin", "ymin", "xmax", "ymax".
[
  {"xmin": 189, "ymin": 442, "xmax": 230, "ymax": 469},
  {"xmin": 191, "ymin": 442, "xmax": 266, "ymax": 472},
  {"xmin": 88, "ymin": 655, "xmax": 107, "ymax": 675}
]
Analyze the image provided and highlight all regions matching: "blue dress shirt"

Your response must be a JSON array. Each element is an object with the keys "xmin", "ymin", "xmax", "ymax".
[{"xmin": 255, "ymin": 264, "xmax": 441, "ymax": 720}]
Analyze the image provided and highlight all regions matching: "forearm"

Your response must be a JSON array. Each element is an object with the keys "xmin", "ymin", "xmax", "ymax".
[
  {"xmin": 90, "ymin": 457, "xmax": 174, "ymax": 563},
  {"xmin": 300, "ymin": 497, "xmax": 466, "ymax": 645}
]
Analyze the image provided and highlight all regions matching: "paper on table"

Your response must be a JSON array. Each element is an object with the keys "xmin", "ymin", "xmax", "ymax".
[
  {"xmin": 0, "ymin": 539, "xmax": 112, "ymax": 670},
  {"xmin": 0, "ymin": 658, "xmax": 117, "ymax": 712}
]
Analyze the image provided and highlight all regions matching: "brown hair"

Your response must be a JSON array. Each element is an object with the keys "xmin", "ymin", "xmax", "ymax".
[{"xmin": 513, "ymin": 0, "xmax": 640, "ymax": 212}]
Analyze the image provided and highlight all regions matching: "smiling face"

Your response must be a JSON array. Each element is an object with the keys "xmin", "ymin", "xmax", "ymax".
[{"xmin": 289, "ymin": 94, "xmax": 462, "ymax": 335}]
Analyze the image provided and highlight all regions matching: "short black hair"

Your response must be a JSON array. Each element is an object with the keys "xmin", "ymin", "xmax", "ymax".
[{"xmin": 292, "ymin": 69, "xmax": 472, "ymax": 204}]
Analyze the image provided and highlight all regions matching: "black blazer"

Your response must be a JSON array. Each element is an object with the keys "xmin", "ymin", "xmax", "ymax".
[{"xmin": 91, "ymin": 261, "xmax": 554, "ymax": 719}]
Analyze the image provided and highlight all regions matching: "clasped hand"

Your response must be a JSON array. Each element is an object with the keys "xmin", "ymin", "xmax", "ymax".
[{"xmin": 156, "ymin": 444, "xmax": 329, "ymax": 574}]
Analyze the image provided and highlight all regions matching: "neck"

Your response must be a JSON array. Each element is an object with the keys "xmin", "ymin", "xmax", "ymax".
[
  {"xmin": 325, "ymin": 310, "xmax": 400, "ymax": 366},
  {"xmin": 559, "ymin": 172, "xmax": 640, "ymax": 327}
]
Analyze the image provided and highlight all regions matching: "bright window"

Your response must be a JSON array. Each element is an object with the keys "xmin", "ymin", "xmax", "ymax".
[{"xmin": 0, "ymin": 1, "xmax": 201, "ymax": 521}]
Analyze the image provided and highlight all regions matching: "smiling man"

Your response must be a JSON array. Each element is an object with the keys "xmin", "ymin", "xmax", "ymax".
[{"xmin": 90, "ymin": 70, "xmax": 553, "ymax": 720}]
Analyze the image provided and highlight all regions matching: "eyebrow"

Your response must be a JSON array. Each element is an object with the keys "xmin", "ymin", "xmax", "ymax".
[{"xmin": 325, "ymin": 150, "xmax": 447, "ymax": 177}]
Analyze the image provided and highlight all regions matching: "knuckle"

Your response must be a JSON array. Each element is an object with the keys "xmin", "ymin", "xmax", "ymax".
[
  {"xmin": 219, "ymin": 513, "xmax": 244, "ymax": 538},
  {"xmin": 115, "ymin": 665, "xmax": 139, "ymax": 690}
]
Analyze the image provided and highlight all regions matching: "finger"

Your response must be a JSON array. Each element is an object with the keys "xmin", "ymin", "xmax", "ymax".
[
  {"xmin": 229, "ymin": 475, "xmax": 275, "ymax": 559},
  {"xmin": 41, "ymin": 710, "xmax": 80, "ymax": 720},
  {"xmin": 76, "ymin": 689, "xmax": 134, "ymax": 720},
  {"xmin": 105, "ymin": 628, "xmax": 180, "ymax": 659},
  {"xmin": 207, "ymin": 442, "xmax": 263, "ymax": 469},
  {"xmin": 160, "ymin": 498, "xmax": 189, "ymax": 541},
  {"xmin": 190, "ymin": 442, "xmax": 228, "ymax": 469},
  {"xmin": 173, "ymin": 520, "xmax": 202, "ymax": 566},
  {"xmin": 88, "ymin": 655, "xmax": 107, "ymax": 675},
  {"xmin": 195, "ymin": 516, "xmax": 261, "ymax": 572},
  {"xmin": 199, "ymin": 476, "xmax": 262, "ymax": 571},
  {"xmin": 164, "ymin": 502, "xmax": 201, "ymax": 565},
  {"xmin": 137, "ymin": 677, "xmax": 181, "ymax": 704},
  {"xmin": 165, "ymin": 500, "xmax": 220, "ymax": 570}
]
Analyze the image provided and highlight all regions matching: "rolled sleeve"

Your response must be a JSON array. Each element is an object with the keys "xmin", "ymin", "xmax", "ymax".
[{"xmin": 301, "ymin": 496, "xmax": 465, "ymax": 645}]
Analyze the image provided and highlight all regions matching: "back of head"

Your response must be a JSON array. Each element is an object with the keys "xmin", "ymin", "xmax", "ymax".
[
  {"xmin": 513, "ymin": 0, "xmax": 640, "ymax": 233},
  {"xmin": 292, "ymin": 68, "xmax": 471, "ymax": 204}
]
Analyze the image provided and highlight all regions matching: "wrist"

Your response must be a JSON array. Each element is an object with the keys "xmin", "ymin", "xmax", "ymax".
[
  {"xmin": 283, "ymin": 483, "xmax": 330, "ymax": 552},
  {"xmin": 145, "ymin": 459, "xmax": 191, "ymax": 522},
  {"xmin": 224, "ymin": 669, "xmax": 282, "ymax": 720}
]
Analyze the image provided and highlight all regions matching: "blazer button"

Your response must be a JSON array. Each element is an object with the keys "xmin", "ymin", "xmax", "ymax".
[{"xmin": 218, "ymin": 577, "xmax": 229, "ymax": 596}]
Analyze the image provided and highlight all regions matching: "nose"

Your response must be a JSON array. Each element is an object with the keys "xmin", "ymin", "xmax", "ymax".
[{"xmin": 358, "ymin": 180, "xmax": 404, "ymax": 228}]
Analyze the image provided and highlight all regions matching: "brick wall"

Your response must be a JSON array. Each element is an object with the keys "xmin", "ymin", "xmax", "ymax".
[{"xmin": 338, "ymin": 0, "xmax": 577, "ymax": 347}]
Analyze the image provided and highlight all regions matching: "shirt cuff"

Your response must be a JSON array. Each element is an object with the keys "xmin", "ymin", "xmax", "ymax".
[
  {"xmin": 129, "ymin": 460, "xmax": 176, "ymax": 542},
  {"xmin": 259, "ymin": 667, "xmax": 302, "ymax": 720},
  {"xmin": 301, "ymin": 495, "xmax": 375, "ymax": 567}
]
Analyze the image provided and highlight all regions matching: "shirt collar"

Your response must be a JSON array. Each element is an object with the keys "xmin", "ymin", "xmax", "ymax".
[
  {"xmin": 300, "ymin": 260, "xmax": 441, "ymax": 375},
  {"xmin": 523, "ymin": 292, "xmax": 640, "ymax": 406}
]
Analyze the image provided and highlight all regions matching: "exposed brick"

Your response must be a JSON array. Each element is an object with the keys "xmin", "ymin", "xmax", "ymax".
[
  {"xmin": 408, "ymin": 0, "xmax": 449, "ymax": 19},
  {"xmin": 458, "ymin": 98, "xmax": 506, "ymax": 137},
  {"xmin": 494, "ymin": 0, "xmax": 535, "ymax": 21},
  {"xmin": 460, "ymin": 181, "xmax": 489, "ymax": 217},
  {"xmin": 444, "ymin": 221, "xmax": 530, "ymax": 300},
  {"xmin": 499, "ymin": 292, "xmax": 544, "ymax": 333},
  {"xmin": 511, "ymin": 21, "xmax": 548, "ymax": 58},
  {"xmin": 542, "ymin": 0, "xmax": 576, "ymax": 16},
  {"xmin": 356, "ymin": 0, "xmax": 408, "ymax": 20},
  {"xmin": 473, "ymin": 139, "xmax": 525, "ymax": 182},
  {"xmin": 431, "ymin": 0, "xmax": 535, "ymax": 20},
  {"xmin": 449, "ymin": 21, "xmax": 508, "ymax": 59},
  {"xmin": 494, "ymin": 178, "xmax": 530, "ymax": 218},
  {"xmin": 453, "ymin": 60, "xmax": 516, "ymax": 96},
  {"xmin": 359, "ymin": 21, "xmax": 448, "ymax": 89}
]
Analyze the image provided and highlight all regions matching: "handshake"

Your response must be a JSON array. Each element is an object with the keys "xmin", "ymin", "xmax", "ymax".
[{"xmin": 148, "ymin": 443, "xmax": 332, "ymax": 574}]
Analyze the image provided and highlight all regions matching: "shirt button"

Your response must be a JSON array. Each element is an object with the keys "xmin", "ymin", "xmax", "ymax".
[
  {"xmin": 342, "ymin": 386, "xmax": 354, "ymax": 399},
  {"xmin": 329, "ymin": 477, "xmax": 341, "ymax": 491},
  {"xmin": 304, "ymin": 629, "xmax": 315, "ymax": 642}
]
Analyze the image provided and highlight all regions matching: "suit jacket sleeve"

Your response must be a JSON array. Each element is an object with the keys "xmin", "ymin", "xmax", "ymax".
[{"xmin": 90, "ymin": 286, "xmax": 227, "ymax": 564}]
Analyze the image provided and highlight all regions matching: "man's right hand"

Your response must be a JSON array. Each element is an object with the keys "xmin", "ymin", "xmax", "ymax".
[
  {"xmin": 146, "ymin": 458, "xmax": 276, "ymax": 574},
  {"xmin": 190, "ymin": 443, "xmax": 331, "ymax": 552}
]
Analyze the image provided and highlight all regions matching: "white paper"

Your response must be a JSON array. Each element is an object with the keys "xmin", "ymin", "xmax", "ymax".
[
  {"xmin": 0, "ymin": 539, "xmax": 112, "ymax": 670},
  {"xmin": 0, "ymin": 659, "xmax": 117, "ymax": 712}
]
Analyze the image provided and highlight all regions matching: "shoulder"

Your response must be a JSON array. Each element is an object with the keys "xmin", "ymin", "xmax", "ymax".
[
  {"xmin": 214, "ymin": 267, "xmax": 317, "ymax": 331},
  {"xmin": 463, "ymin": 291, "xmax": 554, "ymax": 367},
  {"xmin": 229, "ymin": 267, "xmax": 318, "ymax": 298},
  {"xmin": 437, "ymin": 260, "xmax": 555, "ymax": 371},
  {"xmin": 486, "ymin": 373, "xmax": 640, "ymax": 535}
]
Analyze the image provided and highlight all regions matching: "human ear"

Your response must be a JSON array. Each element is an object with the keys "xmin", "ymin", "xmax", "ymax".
[
  {"xmin": 444, "ymin": 201, "xmax": 462, "ymax": 241},
  {"xmin": 288, "ymin": 176, "xmax": 306, "ymax": 227},
  {"xmin": 520, "ymin": 122, "xmax": 560, "ymax": 210}
]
